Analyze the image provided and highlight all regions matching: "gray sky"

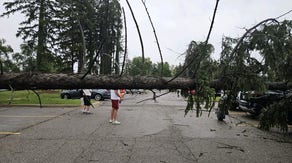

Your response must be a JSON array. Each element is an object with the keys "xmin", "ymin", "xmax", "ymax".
[{"xmin": 1, "ymin": 0, "xmax": 291, "ymax": 66}]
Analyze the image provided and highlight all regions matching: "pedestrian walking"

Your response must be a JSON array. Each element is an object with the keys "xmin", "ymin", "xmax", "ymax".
[
  {"xmin": 110, "ymin": 89, "xmax": 122, "ymax": 125},
  {"xmin": 82, "ymin": 89, "xmax": 92, "ymax": 114}
]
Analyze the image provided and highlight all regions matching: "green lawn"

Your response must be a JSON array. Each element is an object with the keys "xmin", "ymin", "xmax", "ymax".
[{"xmin": 0, "ymin": 90, "xmax": 80, "ymax": 106}]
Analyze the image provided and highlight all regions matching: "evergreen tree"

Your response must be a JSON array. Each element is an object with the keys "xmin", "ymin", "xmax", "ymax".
[
  {"xmin": 1, "ymin": 0, "xmax": 123, "ymax": 74},
  {"xmin": 1, "ymin": 0, "xmax": 58, "ymax": 72},
  {"xmin": 98, "ymin": 0, "xmax": 123, "ymax": 75},
  {"xmin": 0, "ymin": 39, "xmax": 19, "ymax": 73},
  {"xmin": 126, "ymin": 56, "xmax": 153, "ymax": 76},
  {"xmin": 152, "ymin": 62, "xmax": 172, "ymax": 77},
  {"xmin": 13, "ymin": 42, "xmax": 37, "ymax": 72}
]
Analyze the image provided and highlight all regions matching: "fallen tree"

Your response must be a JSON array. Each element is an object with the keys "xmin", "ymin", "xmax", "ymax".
[
  {"xmin": 0, "ymin": 73, "xmax": 196, "ymax": 90},
  {"xmin": 0, "ymin": 73, "xmax": 291, "ymax": 91}
]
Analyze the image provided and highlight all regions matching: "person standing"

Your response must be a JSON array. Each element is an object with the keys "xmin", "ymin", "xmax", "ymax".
[
  {"xmin": 110, "ymin": 89, "xmax": 122, "ymax": 125},
  {"xmin": 83, "ymin": 89, "xmax": 92, "ymax": 114}
]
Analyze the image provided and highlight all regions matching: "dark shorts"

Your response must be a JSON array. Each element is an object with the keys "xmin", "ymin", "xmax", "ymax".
[
  {"xmin": 111, "ymin": 100, "xmax": 119, "ymax": 110},
  {"xmin": 83, "ymin": 96, "xmax": 91, "ymax": 106}
]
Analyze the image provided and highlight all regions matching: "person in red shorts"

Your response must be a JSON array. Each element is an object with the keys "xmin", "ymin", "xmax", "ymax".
[{"xmin": 110, "ymin": 89, "xmax": 122, "ymax": 125}]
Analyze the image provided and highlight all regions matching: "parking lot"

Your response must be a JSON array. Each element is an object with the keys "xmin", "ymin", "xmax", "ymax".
[{"xmin": 0, "ymin": 92, "xmax": 291, "ymax": 162}]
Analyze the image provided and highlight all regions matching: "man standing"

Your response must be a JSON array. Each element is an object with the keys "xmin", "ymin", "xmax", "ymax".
[{"xmin": 110, "ymin": 89, "xmax": 121, "ymax": 125}]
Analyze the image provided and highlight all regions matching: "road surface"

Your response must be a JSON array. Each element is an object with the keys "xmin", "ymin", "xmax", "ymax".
[{"xmin": 0, "ymin": 91, "xmax": 291, "ymax": 163}]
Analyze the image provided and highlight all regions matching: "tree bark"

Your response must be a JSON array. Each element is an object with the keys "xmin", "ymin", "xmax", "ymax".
[
  {"xmin": 0, "ymin": 73, "xmax": 196, "ymax": 90},
  {"xmin": 36, "ymin": 0, "xmax": 47, "ymax": 72},
  {"xmin": 0, "ymin": 73, "xmax": 290, "ymax": 91}
]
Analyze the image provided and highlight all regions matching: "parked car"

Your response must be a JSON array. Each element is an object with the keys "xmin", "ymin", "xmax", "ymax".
[
  {"xmin": 91, "ymin": 89, "xmax": 110, "ymax": 101},
  {"xmin": 218, "ymin": 91, "xmax": 278, "ymax": 112},
  {"xmin": 238, "ymin": 90, "xmax": 285, "ymax": 116},
  {"xmin": 60, "ymin": 90, "xmax": 80, "ymax": 99},
  {"xmin": 60, "ymin": 89, "xmax": 110, "ymax": 101},
  {"xmin": 126, "ymin": 89, "xmax": 145, "ymax": 94},
  {"xmin": 217, "ymin": 90, "xmax": 292, "ymax": 123}
]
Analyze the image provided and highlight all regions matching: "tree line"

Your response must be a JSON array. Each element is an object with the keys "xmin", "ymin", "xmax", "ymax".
[
  {"xmin": 0, "ymin": 0, "xmax": 180, "ymax": 77},
  {"xmin": 1, "ymin": 0, "xmax": 123, "ymax": 74}
]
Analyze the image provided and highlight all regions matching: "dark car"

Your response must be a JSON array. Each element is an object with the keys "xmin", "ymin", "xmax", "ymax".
[
  {"xmin": 126, "ymin": 89, "xmax": 145, "ymax": 94},
  {"xmin": 91, "ymin": 89, "xmax": 111, "ymax": 101},
  {"xmin": 238, "ymin": 90, "xmax": 285, "ymax": 116},
  {"xmin": 217, "ymin": 90, "xmax": 292, "ymax": 123},
  {"xmin": 219, "ymin": 91, "xmax": 283, "ymax": 112},
  {"xmin": 60, "ymin": 89, "xmax": 110, "ymax": 101}
]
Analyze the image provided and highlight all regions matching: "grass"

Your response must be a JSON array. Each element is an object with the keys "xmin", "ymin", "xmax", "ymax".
[
  {"xmin": 0, "ymin": 90, "xmax": 221, "ymax": 106},
  {"xmin": 0, "ymin": 90, "xmax": 80, "ymax": 106}
]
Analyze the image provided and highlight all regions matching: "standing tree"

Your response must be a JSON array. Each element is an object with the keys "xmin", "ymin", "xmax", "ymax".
[
  {"xmin": 152, "ymin": 62, "xmax": 172, "ymax": 77},
  {"xmin": 0, "ymin": 39, "xmax": 18, "ymax": 73},
  {"xmin": 12, "ymin": 42, "xmax": 36, "ymax": 72},
  {"xmin": 53, "ymin": 0, "xmax": 90, "ymax": 73},
  {"xmin": 125, "ymin": 56, "xmax": 153, "ymax": 76},
  {"xmin": 98, "ymin": 0, "xmax": 123, "ymax": 75},
  {"xmin": 1, "ymin": 0, "xmax": 58, "ymax": 72},
  {"xmin": 1, "ymin": 0, "xmax": 123, "ymax": 74}
]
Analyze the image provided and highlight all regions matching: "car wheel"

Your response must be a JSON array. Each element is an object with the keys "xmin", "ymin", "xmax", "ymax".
[
  {"xmin": 94, "ymin": 94, "xmax": 102, "ymax": 101},
  {"xmin": 63, "ymin": 94, "xmax": 70, "ymax": 99}
]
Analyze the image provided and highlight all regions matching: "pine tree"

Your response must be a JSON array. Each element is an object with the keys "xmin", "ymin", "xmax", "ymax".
[{"xmin": 1, "ymin": 0, "xmax": 58, "ymax": 72}]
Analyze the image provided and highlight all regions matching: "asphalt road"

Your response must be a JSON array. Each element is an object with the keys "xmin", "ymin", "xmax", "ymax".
[{"xmin": 0, "ymin": 91, "xmax": 291, "ymax": 163}]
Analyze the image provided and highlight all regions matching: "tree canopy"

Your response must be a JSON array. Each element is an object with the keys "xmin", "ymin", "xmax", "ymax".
[{"xmin": 1, "ymin": 0, "xmax": 123, "ymax": 74}]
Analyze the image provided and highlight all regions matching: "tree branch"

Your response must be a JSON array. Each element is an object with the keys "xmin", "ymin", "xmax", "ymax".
[
  {"xmin": 81, "ymin": 40, "xmax": 105, "ymax": 79},
  {"xmin": 31, "ymin": 89, "xmax": 42, "ymax": 108},
  {"xmin": 166, "ymin": 0, "xmax": 220, "ymax": 83},
  {"xmin": 141, "ymin": 0, "xmax": 164, "ymax": 76},
  {"xmin": 120, "ymin": 7, "xmax": 128, "ymax": 76},
  {"xmin": 125, "ymin": 0, "xmax": 145, "ymax": 64},
  {"xmin": 228, "ymin": 18, "xmax": 278, "ymax": 60}
]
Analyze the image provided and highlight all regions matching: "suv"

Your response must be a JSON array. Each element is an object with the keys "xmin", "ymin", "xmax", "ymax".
[{"xmin": 60, "ymin": 89, "xmax": 110, "ymax": 101}]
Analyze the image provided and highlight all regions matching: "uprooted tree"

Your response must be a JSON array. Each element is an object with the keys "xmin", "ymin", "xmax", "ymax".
[{"xmin": 0, "ymin": 0, "xmax": 291, "ymax": 132}]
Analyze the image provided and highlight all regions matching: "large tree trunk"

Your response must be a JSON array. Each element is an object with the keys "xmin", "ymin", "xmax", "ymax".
[
  {"xmin": 36, "ymin": 0, "xmax": 47, "ymax": 72},
  {"xmin": 0, "ymin": 73, "xmax": 290, "ymax": 91},
  {"xmin": 0, "ymin": 73, "xmax": 196, "ymax": 90}
]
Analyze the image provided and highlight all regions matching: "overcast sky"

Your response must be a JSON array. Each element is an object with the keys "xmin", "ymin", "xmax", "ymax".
[{"xmin": 1, "ymin": 0, "xmax": 291, "ymax": 66}]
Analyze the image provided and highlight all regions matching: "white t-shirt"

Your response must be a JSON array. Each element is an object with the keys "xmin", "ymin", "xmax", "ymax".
[
  {"xmin": 110, "ymin": 90, "xmax": 120, "ymax": 100},
  {"xmin": 83, "ymin": 89, "xmax": 91, "ymax": 96}
]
